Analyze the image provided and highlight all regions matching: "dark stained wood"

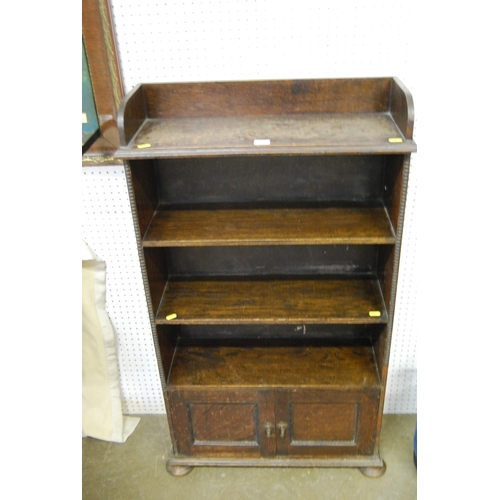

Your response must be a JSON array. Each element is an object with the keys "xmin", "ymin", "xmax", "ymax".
[
  {"xmin": 170, "ymin": 324, "xmax": 380, "ymax": 344},
  {"xmin": 276, "ymin": 389, "xmax": 379, "ymax": 457},
  {"xmin": 133, "ymin": 113, "xmax": 407, "ymax": 151},
  {"xmin": 117, "ymin": 113, "xmax": 416, "ymax": 158},
  {"xmin": 83, "ymin": 121, "xmax": 121, "ymax": 159},
  {"xmin": 142, "ymin": 78, "xmax": 393, "ymax": 119},
  {"xmin": 155, "ymin": 155, "xmax": 386, "ymax": 206},
  {"xmin": 115, "ymin": 78, "xmax": 416, "ymax": 157},
  {"xmin": 168, "ymin": 345, "xmax": 380, "ymax": 388},
  {"xmin": 374, "ymin": 247, "xmax": 394, "ymax": 374},
  {"xmin": 167, "ymin": 455, "xmax": 384, "ymax": 468},
  {"xmin": 372, "ymin": 365, "xmax": 389, "ymax": 456},
  {"xmin": 164, "ymin": 245, "xmax": 380, "ymax": 279},
  {"xmin": 369, "ymin": 155, "xmax": 411, "ymax": 464},
  {"xmin": 189, "ymin": 402, "xmax": 257, "ymax": 442},
  {"xmin": 128, "ymin": 159, "xmax": 158, "ymax": 238},
  {"xmin": 144, "ymin": 207, "xmax": 395, "ymax": 247},
  {"xmin": 168, "ymin": 386, "xmax": 379, "ymax": 461},
  {"xmin": 293, "ymin": 402, "xmax": 357, "ymax": 441},
  {"xmin": 374, "ymin": 154, "xmax": 410, "ymax": 375},
  {"xmin": 82, "ymin": 0, "xmax": 123, "ymax": 152},
  {"xmin": 383, "ymin": 155, "xmax": 406, "ymax": 237},
  {"xmin": 156, "ymin": 325, "xmax": 177, "ymax": 383},
  {"xmin": 168, "ymin": 389, "xmax": 275, "ymax": 458},
  {"xmin": 143, "ymin": 248, "xmax": 168, "ymax": 315},
  {"xmin": 390, "ymin": 78, "xmax": 415, "ymax": 139},
  {"xmin": 82, "ymin": 0, "xmax": 122, "ymax": 119},
  {"xmin": 157, "ymin": 279, "xmax": 388, "ymax": 325},
  {"xmin": 257, "ymin": 390, "xmax": 278, "ymax": 458},
  {"xmin": 118, "ymin": 84, "xmax": 146, "ymax": 145},
  {"xmin": 118, "ymin": 77, "xmax": 415, "ymax": 473},
  {"xmin": 166, "ymin": 464, "xmax": 193, "ymax": 476},
  {"xmin": 359, "ymin": 461, "xmax": 387, "ymax": 478}
]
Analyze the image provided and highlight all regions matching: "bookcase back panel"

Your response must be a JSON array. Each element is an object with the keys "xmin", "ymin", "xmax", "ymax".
[
  {"xmin": 165, "ymin": 324, "xmax": 383, "ymax": 344},
  {"xmin": 155, "ymin": 155, "xmax": 386, "ymax": 207},
  {"xmin": 162, "ymin": 244, "xmax": 380, "ymax": 278},
  {"xmin": 140, "ymin": 78, "xmax": 393, "ymax": 119}
]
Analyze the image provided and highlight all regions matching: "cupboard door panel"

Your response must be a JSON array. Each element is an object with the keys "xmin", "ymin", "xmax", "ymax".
[
  {"xmin": 189, "ymin": 402, "xmax": 257, "ymax": 443},
  {"xmin": 276, "ymin": 389, "xmax": 380, "ymax": 457},
  {"xmin": 292, "ymin": 403, "xmax": 358, "ymax": 443},
  {"xmin": 168, "ymin": 389, "xmax": 275, "ymax": 458}
]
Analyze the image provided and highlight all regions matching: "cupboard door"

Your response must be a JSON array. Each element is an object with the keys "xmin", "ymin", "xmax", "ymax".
[
  {"xmin": 275, "ymin": 389, "xmax": 380, "ymax": 457},
  {"xmin": 168, "ymin": 389, "xmax": 275, "ymax": 459}
]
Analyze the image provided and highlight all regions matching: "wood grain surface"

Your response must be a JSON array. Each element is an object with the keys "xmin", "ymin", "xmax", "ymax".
[
  {"xmin": 144, "ymin": 206, "xmax": 395, "ymax": 246},
  {"xmin": 168, "ymin": 344, "xmax": 380, "ymax": 388},
  {"xmin": 118, "ymin": 113, "xmax": 415, "ymax": 157},
  {"xmin": 157, "ymin": 278, "xmax": 387, "ymax": 325}
]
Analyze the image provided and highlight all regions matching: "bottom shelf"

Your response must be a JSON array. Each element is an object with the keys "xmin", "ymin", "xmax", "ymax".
[{"xmin": 167, "ymin": 342, "xmax": 381, "ymax": 389}]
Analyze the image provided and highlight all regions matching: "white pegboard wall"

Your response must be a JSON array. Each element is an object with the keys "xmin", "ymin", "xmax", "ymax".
[
  {"xmin": 90, "ymin": 0, "xmax": 419, "ymax": 414},
  {"xmin": 384, "ymin": 153, "xmax": 418, "ymax": 414},
  {"xmin": 82, "ymin": 165, "xmax": 165, "ymax": 414},
  {"xmin": 109, "ymin": 0, "xmax": 418, "ymax": 94}
]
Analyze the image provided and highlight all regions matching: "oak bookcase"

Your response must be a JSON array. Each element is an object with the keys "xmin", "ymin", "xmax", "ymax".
[{"xmin": 116, "ymin": 77, "xmax": 416, "ymax": 477}]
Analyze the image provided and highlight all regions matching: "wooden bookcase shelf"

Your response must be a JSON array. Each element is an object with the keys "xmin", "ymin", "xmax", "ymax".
[
  {"xmin": 118, "ymin": 112, "xmax": 416, "ymax": 157},
  {"xmin": 169, "ymin": 344, "xmax": 380, "ymax": 389},
  {"xmin": 156, "ymin": 278, "xmax": 388, "ymax": 325},
  {"xmin": 117, "ymin": 78, "xmax": 416, "ymax": 158},
  {"xmin": 117, "ymin": 77, "xmax": 415, "ymax": 477},
  {"xmin": 143, "ymin": 206, "xmax": 396, "ymax": 247}
]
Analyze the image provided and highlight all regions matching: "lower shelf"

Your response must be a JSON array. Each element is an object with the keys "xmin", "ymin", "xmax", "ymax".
[{"xmin": 168, "ymin": 343, "xmax": 381, "ymax": 389}]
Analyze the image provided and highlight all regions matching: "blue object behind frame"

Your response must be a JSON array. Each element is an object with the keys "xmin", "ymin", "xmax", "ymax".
[{"xmin": 414, "ymin": 422, "xmax": 417, "ymax": 468}]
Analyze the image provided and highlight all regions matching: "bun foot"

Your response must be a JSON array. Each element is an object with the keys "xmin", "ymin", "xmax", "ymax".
[
  {"xmin": 166, "ymin": 463, "xmax": 194, "ymax": 477},
  {"xmin": 359, "ymin": 460, "xmax": 386, "ymax": 478}
]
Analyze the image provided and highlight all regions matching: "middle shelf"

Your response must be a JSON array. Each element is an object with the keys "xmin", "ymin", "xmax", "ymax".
[
  {"xmin": 156, "ymin": 277, "xmax": 387, "ymax": 325},
  {"xmin": 143, "ymin": 206, "xmax": 396, "ymax": 247}
]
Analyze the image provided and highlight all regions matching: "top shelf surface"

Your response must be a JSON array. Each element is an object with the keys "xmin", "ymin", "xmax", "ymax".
[{"xmin": 116, "ymin": 77, "xmax": 416, "ymax": 158}]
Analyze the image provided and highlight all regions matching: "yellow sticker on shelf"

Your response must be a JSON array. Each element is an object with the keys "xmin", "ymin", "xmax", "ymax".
[
  {"xmin": 388, "ymin": 138, "xmax": 403, "ymax": 143},
  {"xmin": 137, "ymin": 143, "xmax": 151, "ymax": 149},
  {"xmin": 369, "ymin": 311, "xmax": 381, "ymax": 317},
  {"xmin": 166, "ymin": 313, "xmax": 178, "ymax": 321}
]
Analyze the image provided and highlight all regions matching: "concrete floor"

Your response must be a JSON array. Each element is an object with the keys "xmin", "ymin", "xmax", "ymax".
[{"xmin": 83, "ymin": 414, "xmax": 417, "ymax": 499}]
